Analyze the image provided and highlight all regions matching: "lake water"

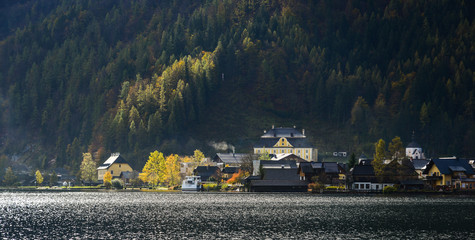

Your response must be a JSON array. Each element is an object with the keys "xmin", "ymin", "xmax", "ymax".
[{"xmin": 0, "ymin": 191, "xmax": 474, "ymax": 239}]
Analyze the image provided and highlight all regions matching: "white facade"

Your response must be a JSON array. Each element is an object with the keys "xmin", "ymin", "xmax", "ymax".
[
  {"xmin": 406, "ymin": 147, "xmax": 423, "ymax": 159},
  {"xmin": 353, "ymin": 182, "xmax": 394, "ymax": 191}
]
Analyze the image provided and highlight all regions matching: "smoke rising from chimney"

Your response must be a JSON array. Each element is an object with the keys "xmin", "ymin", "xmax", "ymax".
[{"xmin": 208, "ymin": 141, "xmax": 235, "ymax": 152}]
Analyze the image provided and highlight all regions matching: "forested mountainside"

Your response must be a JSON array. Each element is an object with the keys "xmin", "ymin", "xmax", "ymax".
[{"xmin": 1, "ymin": 0, "xmax": 474, "ymax": 172}]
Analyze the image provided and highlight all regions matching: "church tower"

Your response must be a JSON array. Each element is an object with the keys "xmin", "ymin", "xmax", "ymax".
[{"xmin": 406, "ymin": 131, "xmax": 424, "ymax": 159}]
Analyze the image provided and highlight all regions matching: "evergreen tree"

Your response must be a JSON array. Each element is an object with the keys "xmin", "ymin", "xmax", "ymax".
[
  {"xmin": 3, "ymin": 167, "xmax": 17, "ymax": 187},
  {"xmin": 49, "ymin": 170, "xmax": 58, "ymax": 187},
  {"xmin": 348, "ymin": 153, "xmax": 357, "ymax": 169}
]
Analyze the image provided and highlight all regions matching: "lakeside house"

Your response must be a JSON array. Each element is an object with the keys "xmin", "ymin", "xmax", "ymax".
[
  {"xmin": 97, "ymin": 153, "xmax": 133, "ymax": 182},
  {"xmin": 423, "ymin": 157, "xmax": 475, "ymax": 190},
  {"xmin": 248, "ymin": 167, "xmax": 308, "ymax": 192},
  {"xmin": 298, "ymin": 162, "xmax": 346, "ymax": 187},
  {"xmin": 253, "ymin": 126, "xmax": 318, "ymax": 161},
  {"xmin": 350, "ymin": 162, "xmax": 395, "ymax": 191},
  {"xmin": 193, "ymin": 166, "xmax": 221, "ymax": 182},
  {"xmin": 222, "ymin": 167, "xmax": 240, "ymax": 181},
  {"xmin": 212, "ymin": 153, "xmax": 247, "ymax": 167}
]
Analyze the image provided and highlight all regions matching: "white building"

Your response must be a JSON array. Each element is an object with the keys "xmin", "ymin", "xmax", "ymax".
[{"xmin": 406, "ymin": 133, "xmax": 424, "ymax": 160}]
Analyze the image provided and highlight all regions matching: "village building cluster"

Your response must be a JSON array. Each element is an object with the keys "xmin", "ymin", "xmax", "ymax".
[{"xmin": 92, "ymin": 126, "xmax": 475, "ymax": 192}]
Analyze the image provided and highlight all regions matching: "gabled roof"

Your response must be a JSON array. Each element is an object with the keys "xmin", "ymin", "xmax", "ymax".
[
  {"xmin": 213, "ymin": 153, "xmax": 247, "ymax": 165},
  {"xmin": 352, "ymin": 165, "xmax": 375, "ymax": 176},
  {"xmin": 222, "ymin": 167, "xmax": 240, "ymax": 174},
  {"xmin": 423, "ymin": 158, "xmax": 475, "ymax": 175},
  {"xmin": 262, "ymin": 168, "xmax": 300, "ymax": 181},
  {"xmin": 411, "ymin": 159, "xmax": 430, "ymax": 170},
  {"xmin": 271, "ymin": 153, "xmax": 307, "ymax": 162},
  {"xmin": 311, "ymin": 162, "xmax": 323, "ymax": 169},
  {"xmin": 261, "ymin": 127, "xmax": 305, "ymax": 138},
  {"xmin": 254, "ymin": 138, "xmax": 313, "ymax": 148},
  {"xmin": 97, "ymin": 153, "xmax": 130, "ymax": 170},
  {"xmin": 323, "ymin": 162, "xmax": 339, "ymax": 174},
  {"xmin": 260, "ymin": 160, "xmax": 298, "ymax": 169},
  {"xmin": 299, "ymin": 162, "xmax": 315, "ymax": 174},
  {"xmin": 193, "ymin": 166, "xmax": 221, "ymax": 181},
  {"xmin": 194, "ymin": 166, "xmax": 220, "ymax": 174},
  {"xmin": 407, "ymin": 141, "xmax": 421, "ymax": 148},
  {"xmin": 271, "ymin": 153, "xmax": 294, "ymax": 160},
  {"xmin": 359, "ymin": 159, "xmax": 373, "ymax": 166}
]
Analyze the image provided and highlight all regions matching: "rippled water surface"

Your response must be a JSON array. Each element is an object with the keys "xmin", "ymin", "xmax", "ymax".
[{"xmin": 1, "ymin": 191, "xmax": 474, "ymax": 239}]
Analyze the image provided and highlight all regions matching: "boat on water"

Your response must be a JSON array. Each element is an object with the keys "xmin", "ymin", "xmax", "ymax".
[{"xmin": 181, "ymin": 176, "xmax": 201, "ymax": 191}]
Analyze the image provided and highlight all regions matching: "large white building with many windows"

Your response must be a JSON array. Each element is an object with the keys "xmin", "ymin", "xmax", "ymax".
[{"xmin": 253, "ymin": 126, "xmax": 318, "ymax": 161}]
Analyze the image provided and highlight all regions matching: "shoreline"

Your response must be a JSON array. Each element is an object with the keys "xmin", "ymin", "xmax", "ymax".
[{"xmin": 1, "ymin": 187, "xmax": 474, "ymax": 196}]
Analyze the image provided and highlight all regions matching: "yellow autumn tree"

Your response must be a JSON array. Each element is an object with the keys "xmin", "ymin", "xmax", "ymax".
[
  {"xmin": 372, "ymin": 139, "xmax": 387, "ymax": 182},
  {"xmin": 164, "ymin": 154, "xmax": 181, "ymax": 187},
  {"xmin": 103, "ymin": 171, "xmax": 112, "ymax": 188},
  {"xmin": 80, "ymin": 153, "xmax": 97, "ymax": 183},
  {"xmin": 193, "ymin": 149, "xmax": 205, "ymax": 163},
  {"xmin": 35, "ymin": 170, "xmax": 43, "ymax": 186},
  {"xmin": 141, "ymin": 151, "xmax": 165, "ymax": 188}
]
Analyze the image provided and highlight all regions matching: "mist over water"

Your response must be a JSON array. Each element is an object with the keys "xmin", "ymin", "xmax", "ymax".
[{"xmin": 1, "ymin": 192, "xmax": 474, "ymax": 239}]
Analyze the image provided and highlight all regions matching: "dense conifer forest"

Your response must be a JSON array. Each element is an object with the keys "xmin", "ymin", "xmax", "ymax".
[{"xmin": 0, "ymin": 0, "xmax": 474, "ymax": 172}]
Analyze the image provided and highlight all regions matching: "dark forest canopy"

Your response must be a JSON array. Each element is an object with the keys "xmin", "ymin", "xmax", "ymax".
[{"xmin": 0, "ymin": 0, "xmax": 474, "ymax": 172}]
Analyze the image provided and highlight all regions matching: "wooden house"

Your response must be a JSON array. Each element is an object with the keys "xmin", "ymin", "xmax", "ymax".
[
  {"xmin": 249, "ymin": 167, "xmax": 308, "ymax": 192},
  {"xmin": 193, "ymin": 166, "xmax": 221, "ymax": 182},
  {"xmin": 97, "ymin": 153, "xmax": 133, "ymax": 182}
]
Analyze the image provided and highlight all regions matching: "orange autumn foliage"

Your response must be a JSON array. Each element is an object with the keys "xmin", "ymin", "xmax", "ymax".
[{"xmin": 227, "ymin": 169, "xmax": 244, "ymax": 184}]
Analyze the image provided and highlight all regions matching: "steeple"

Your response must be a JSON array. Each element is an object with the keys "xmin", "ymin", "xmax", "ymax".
[{"xmin": 406, "ymin": 130, "xmax": 423, "ymax": 159}]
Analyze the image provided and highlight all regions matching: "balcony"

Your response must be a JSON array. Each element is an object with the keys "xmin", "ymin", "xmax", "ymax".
[{"xmin": 425, "ymin": 176, "xmax": 442, "ymax": 181}]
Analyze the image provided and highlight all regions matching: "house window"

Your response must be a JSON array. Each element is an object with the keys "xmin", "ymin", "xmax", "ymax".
[
  {"xmin": 306, "ymin": 150, "xmax": 309, "ymax": 153},
  {"xmin": 111, "ymin": 170, "xmax": 114, "ymax": 175},
  {"xmin": 298, "ymin": 150, "xmax": 300, "ymax": 153},
  {"xmin": 355, "ymin": 184, "xmax": 359, "ymax": 189},
  {"xmin": 119, "ymin": 164, "xmax": 121, "ymax": 168},
  {"xmin": 282, "ymin": 141, "xmax": 285, "ymax": 146},
  {"xmin": 257, "ymin": 150, "xmax": 260, "ymax": 153},
  {"xmin": 376, "ymin": 185, "xmax": 379, "ymax": 190},
  {"xmin": 366, "ymin": 184, "xmax": 370, "ymax": 189},
  {"xmin": 273, "ymin": 150, "xmax": 276, "ymax": 153}
]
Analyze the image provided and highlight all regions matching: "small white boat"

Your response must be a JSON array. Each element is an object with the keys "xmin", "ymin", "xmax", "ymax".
[{"xmin": 182, "ymin": 176, "xmax": 201, "ymax": 191}]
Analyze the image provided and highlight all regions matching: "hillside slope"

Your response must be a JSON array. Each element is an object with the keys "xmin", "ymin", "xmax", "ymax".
[{"xmin": 0, "ymin": 0, "xmax": 474, "ymax": 172}]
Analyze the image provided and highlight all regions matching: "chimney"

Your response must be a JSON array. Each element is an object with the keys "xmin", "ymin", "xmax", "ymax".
[
  {"xmin": 264, "ymin": 130, "xmax": 267, "ymax": 133},
  {"xmin": 302, "ymin": 129, "xmax": 305, "ymax": 136},
  {"xmin": 232, "ymin": 147, "xmax": 235, "ymax": 157},
  {"xmin": 272, "ymin": 125, "xmax": 275, "ymax": 129}
]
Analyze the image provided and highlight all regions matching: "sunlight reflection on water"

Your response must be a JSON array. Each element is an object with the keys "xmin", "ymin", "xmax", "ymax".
[{"xmin": 0, "ymin": 192, "xmax": 474, "ymax": 239}]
